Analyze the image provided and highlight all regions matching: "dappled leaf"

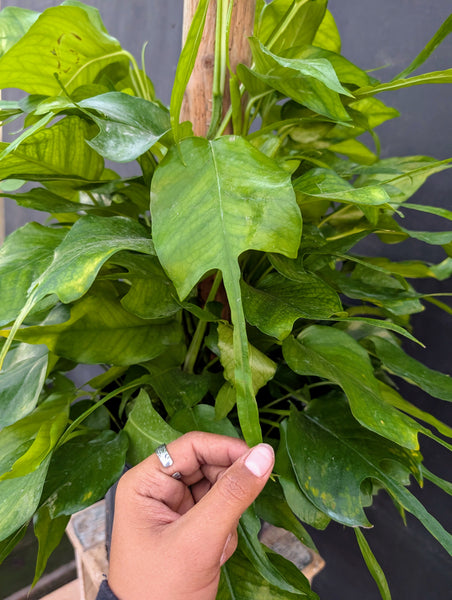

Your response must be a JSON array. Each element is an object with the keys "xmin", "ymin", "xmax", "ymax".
[
  {"xmin": 283, "ymin": 326, "xmax": 422, "ymax": 447},
  {"xmin": 242, "ymin": 272, "xmax": 343, "ymax": 340},
  {"xmin": 79, "ymin": 92, "xmax": 170, "ymax": 162},
  {"xmin": 0, "ymin": 343, "xmax": 48, "ymax": 428},
  {"xmin": 0, "ymin": 5, "xmax": 128, "ymax": 95},
  {"xmin": 11, "ymin": 283, "xmax": 183, "ymax": 366},
  {"xmin": 0, "ymin": 223, "xmax": 65, "ymax": 327},
  {"xmin": 286, "ymin": 398, "xmax": 452, "ymax": 555},
  {"xmin": 151, "ymin": 135, "xmax": 301, "ymax": 445}
]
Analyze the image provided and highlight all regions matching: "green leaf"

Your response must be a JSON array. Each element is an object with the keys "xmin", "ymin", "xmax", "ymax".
[
  {"xmin": 151, "ymin": 135, "xmax": 301, "ymax": 445},
  {"xmin": 283, "ymin": 326, "xmax": 421, "ymax": 448},
  {"xmin": 169, "ymin": 0, "xmax": 210, "ymax": 140},
  {"xmin": 12, "ymin": 283, "xmax": 183, "ymax": 366},
  {"xmin": 366, "ymin": 335, "xmax": 452, "ymax": 401},
  {"xmin": 110, "ymin": 253, "xmax": 180, "ymax": 319},
  {"xmin": 0, "ymin": 5, "xmax": 128, "ymax": 95},
  {"xmin": 0, "ymin": 395, "xmax": 70, "ymax": 481},
  {"xmin": 286, "ymin": 399, "xmax": 452, "ymax": 556},
  {"xmin": 294, "ymin": 168, "xmax": 390, "ymax": 206},
  {"xmin": 422, "ymin": 467, "xmax": 452, "ymax": 497},
  {"xmin": 3, "ymin": 188, "xmax": 90, "ymax": 214},
  {"xmin": 248, "ymin": 37, "xmax": 352, "ymax": 123},
  {"xmin": 0, "ymin": 523, "xmax": 28, "ymax": 565},
  {"xmin": 242, "ymin": 273, "xmax": 343, "ymax": 340},
  {"xmin": 276, "ymin": 420, "xmax": 330, "ymax": 530},
  {"xmin": 312, "ymin": 9, "xmax": 341, "ymax": 53},
  {"xmin": 218, "ymin": 543, "xmax": 317, "ymax": 599},
  {"xmin": 0, "ymin": 223, "xmax": 66, "ymax": 327},
  {"xmin": 0, "ymin": 117, "xmax": 104, "ymax": 186},
  {"xmin": 217, "ymin": 322, "xmax": 277, "ymax": 417},
  {"xmin": 0, "ymin": 6, "xmax": 39, "ymax": 58},
  {"xmin": 356, "ymin": 69, "xmax": 452, "ymax": 98},
  {"xmin": 79, "ymin": 92, "xmax": 170, "ymax": 162},
  {"xmin": 0, "ymin": 343, "xmax": 48, "ymax": 428},
  {"xmin": 378, "ymin": 381, "xmax": 452, "ymax": 440},
  {"xmin": 395, "ymin": 14, "xmax": 452, "ymax": 80},
  {"xmin": 33, "ymin": 506, "xmax": 69, "ymax": 586},
  {"xmin": 255, "ymin": 479, "xmax": 317, "ymax": 551},
  {"xmin": 238, "ymin": 507, "xmax": 304, "ymax": 594},
  {"xmin": 354, "ymin": 528, "xmax": 392, "ymax": 600},
  {"xmin": 32, "ymin": 215, "xmax": 154, "ymax": 304},
  {"xmin": 170, "ymin": 404, "xmax": 240, "ymax": 438},
  {"xmin": 124, "ymin": 389, "xmax": 180, "ymax": 465},
  {"xmin": 41, "ymin": 430, "xmax": 128, "ymax": 517},
  {"xmin": 256, "ymin": 0, "xmax": 327, "ymax": 54},
  {"xmin": 146, "ymin": 367, "xmax": 210, "ymax": 417},
  {"xmin": 0, "ymin": 457, "xmax": 50, "ymax": 541}
]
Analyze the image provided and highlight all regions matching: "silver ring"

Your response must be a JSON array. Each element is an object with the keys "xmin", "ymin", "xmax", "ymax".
[{"xmin": 155, "ymin": 444, "xmax": 173, "ymax": 468}]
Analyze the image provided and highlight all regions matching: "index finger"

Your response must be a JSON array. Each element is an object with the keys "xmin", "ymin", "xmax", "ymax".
[{"xmin": 134, "ymin": 431, "xmax": 249, "ymax": 481}]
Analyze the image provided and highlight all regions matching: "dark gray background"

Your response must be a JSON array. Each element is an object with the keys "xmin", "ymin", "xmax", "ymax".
[{"xmin": 2, "ymin": 1, "xmax": 452, "ymax": 598}]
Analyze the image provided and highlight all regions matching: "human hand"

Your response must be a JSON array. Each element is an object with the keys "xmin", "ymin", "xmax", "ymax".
[{"xmin": 107, "ymin": 431, "xmax": 275, "ymax": 600}]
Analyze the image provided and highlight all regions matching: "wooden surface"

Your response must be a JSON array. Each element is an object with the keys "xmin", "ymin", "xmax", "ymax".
[{"xmin": 180, "ymin": 0, "xmax": 255, "ymax": 135}]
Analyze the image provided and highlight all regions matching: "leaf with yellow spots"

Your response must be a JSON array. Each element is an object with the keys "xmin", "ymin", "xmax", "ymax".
[{"xmin": 286, "ymin": 398, "xmax": 452, "ymax": 555}]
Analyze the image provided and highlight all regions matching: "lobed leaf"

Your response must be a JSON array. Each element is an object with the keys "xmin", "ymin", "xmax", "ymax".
[{"xmin": 151, "ymin": 135, "xmax": 301, "ymax": 444}]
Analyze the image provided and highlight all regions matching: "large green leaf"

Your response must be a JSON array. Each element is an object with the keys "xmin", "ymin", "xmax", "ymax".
[
  {"xmin": 256, "ymin": 0, "xmax": 327, "ymax": 54},
  {"xmin": 0, "ymin": 5, "xmax": 128, "ymax": 95},
  {"xmin": 41, "ymin": 430, "xmax": 128, "ymax": 517},
  {"xmin": 242, "ymin": 272, "xmax": 343, "ymax": 340},
  {"xmin": 248, "ymin": 38, "xmax": 352, "ymax": 122},
  {"xmin": 0, "ymin": 223, "xmax": 65, "ymax": 327},
  {"xmin": 0, "ymin": 117, "xmax": 104, "ymax": 185},
  {"xmin": 0, "ymin": 395, "xmax": 69, "ymax": 481},
  {"xmin": 0, "ymin": 6, "xmax": 39, "ymax": 57},
  {"xmin": 0, "ymin": 343, "xmax": 48, "ymax": 428},
  {"xmin": 365, "ymin": 335, "xmax": 452, "ymax": 401},
  {"xmin": 255, "ymin": 479, "xmax": 317, "ymax": 551},
  {"xmin": 33, "ymin": 507, "xmax": 69, "ymax": 586},
  {"xmin": 218, "ymin": 544, "xmax": 317, "ymax": 599},
  {"xmin": 286, "ymin": 399, "xmax": 452, "ymax": 556},
  {"xmin": 145, "ymin": 367, "xmax": 210, "ymax": 416},
  {"xmin": 109, "ymin": 253, "xmax": 180, "ymax": 319},
  {"xmin": 238, "ymin": 507, "xmax": 305, "ymax": 595},
  {"xmin": 169, "ymin": 405, "xmax": 240, "ymax": 438},
  {"xmin": 312, "ymin": 9, "xmax": 341, "ymax": 53},
  {"xmin": 151, "ymin": 135, "xmax": 301, "ymax": 445},
  {"xmin": 283, "ymin": 326, "xmax": 421, "ymax": 448},
  {"xmin": 0, "ymin": 395, "xmax": 70, "ymax": 540},
  {"xmin": 124, "ymin": 389, "xmax": 180, "ymax": 465},
  {"xmin": 79, "ymin": 92, "xmax": 170, "ymax": 162},
  {"xmin": 11, "ymin": 283, "xmax": 183, "ymax": 366},
  {"xmin": 0, "ymin": 215, "xmax": 156, "ymax": 367},
  {"xmin": 294, "ymin": 168, "xmax": 390, "ymax": 206},
  {"xmin": 276, "ymin": 420, "xmax": 330, "ymax": 530},
  {"xmin": 0, "ymin": 457, "xmax": 50, "ymax": 541}
]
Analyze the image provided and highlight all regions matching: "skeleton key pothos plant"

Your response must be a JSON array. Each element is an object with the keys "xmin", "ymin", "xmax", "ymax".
[{"xmin": 0, "ymin": 0, "xmax": 452, "ymax": 597}]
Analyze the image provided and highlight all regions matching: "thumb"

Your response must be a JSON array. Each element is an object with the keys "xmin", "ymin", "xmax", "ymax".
[{"xmin": 182, "ymin": 443, "xmax": 275, "ymax": 546}]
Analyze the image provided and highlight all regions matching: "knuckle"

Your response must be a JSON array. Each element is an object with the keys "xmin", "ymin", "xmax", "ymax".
[{"xmin": 219, "ymin": 472, "xmax": 249, "ymax": 504}]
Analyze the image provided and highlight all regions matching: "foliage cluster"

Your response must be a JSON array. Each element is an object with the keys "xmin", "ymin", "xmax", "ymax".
[{"xmin": 0, "ymin": 1, "xmax": 452, "ymax": 597}]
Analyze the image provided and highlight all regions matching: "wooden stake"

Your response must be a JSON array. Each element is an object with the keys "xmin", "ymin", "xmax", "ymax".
[{"xmin": 181, "ymin": 0, "xmax": 256, "ymax": 136}]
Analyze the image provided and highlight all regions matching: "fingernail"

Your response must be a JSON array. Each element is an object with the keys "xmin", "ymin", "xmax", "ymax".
[{"xmin": 244, "ymin": 444, "xmax": 274, "ymax": 477}]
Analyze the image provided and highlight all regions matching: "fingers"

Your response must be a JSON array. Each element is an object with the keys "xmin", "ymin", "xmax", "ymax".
[
  {"xmin": 122, "ymin": 432, "xmax": 249, "ymax": 514},
  {"xmin": 177, "ymin": 443, "xmax": 275, "ymax": 547}
]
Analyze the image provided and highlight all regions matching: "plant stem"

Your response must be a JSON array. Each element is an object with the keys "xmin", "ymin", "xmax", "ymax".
[{"xmin": 183, "ymin": 270, "xmax": 223, "ymax": 373}]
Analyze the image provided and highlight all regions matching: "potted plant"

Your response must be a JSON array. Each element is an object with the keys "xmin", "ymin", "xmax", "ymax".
[{"xmin": 0, "ymin": 0, "xmax": 451, "ymax": 597}]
